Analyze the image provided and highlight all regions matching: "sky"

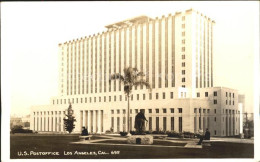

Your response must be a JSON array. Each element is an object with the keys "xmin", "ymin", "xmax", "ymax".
[{"xmin": 1, "ymin": 1, "xmax": 259, "ymax": 117}]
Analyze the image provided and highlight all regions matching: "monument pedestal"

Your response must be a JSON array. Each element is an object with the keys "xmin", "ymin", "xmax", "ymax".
[{"xmin": 127, "ymin": 135, "xmax": 153, "ymax": 145}]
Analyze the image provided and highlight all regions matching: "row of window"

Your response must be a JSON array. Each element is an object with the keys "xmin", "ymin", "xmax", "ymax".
[
  {"xmin": 197, "ymin": 91, "xmax": 217, "ymax": 97},
  {"xmin": 226, "ymin": 92, "xmax": 235, "ymax": 98},
  {"xmin": 111, "ymin": 108, "xmax": 182, "ymax": 114},
  {"xmin": 53, "ymin": 92, "xmax": 176, "ymax": 105},
  {"xmin": 34, "ymin": 111, "xmax": 65, "ymax": 116}
]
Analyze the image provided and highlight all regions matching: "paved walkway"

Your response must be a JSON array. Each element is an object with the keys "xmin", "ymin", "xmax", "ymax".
[{"xmin": 71, "ymin": 135, "xmax": 253, "ymax": 149}]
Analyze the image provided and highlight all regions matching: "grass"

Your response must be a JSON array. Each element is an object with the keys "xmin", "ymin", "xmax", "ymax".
[{"xmin": 10, "ymin": 134, "xmax": 254, "ymax": 159}]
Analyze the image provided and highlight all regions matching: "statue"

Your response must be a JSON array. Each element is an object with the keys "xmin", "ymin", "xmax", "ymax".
[
  {"xmin": 81, "ymin": 127, "xmax": 89, "ymax": 136},
  {"xmin": 134, "ymin": 110, "xmax": 148, "ymax": 135}
]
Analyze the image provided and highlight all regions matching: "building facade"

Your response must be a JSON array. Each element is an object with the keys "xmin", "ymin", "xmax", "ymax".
[{"xmin": 30, "ymin": 9, "xmax": 240, "ymax": 136}]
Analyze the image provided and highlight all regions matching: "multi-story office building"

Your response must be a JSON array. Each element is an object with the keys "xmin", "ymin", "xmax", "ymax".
[{"xmin": 30, "ymin": 9, "xmax": 240, "ymax": 136}]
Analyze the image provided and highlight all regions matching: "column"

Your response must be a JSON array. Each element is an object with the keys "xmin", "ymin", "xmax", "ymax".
[
  {"xmin": 120, "ymin": 111, "xmax": 123, "ymax": 132},
  {"xmin": 53, "ymin": 111, "xmax": 56, "ymax": 132},
  {"xmin": 83, "ymin": 110, "xmax": 86, "ymax": 127},
  {"xmin": 61, "ymin": 111, "xmax": 64, "ymax": 132},
  {"xmin": 87, "ymin": 110, "xmax": 91, "ymax": 132},
  {"xmin": 97, "ymin": 110, "xmax": 101, "ymax": 133},
  {"xmin": 44, "ymin": 112, "xmax": 47, "ymax": 131},
  {"xmin": 85, "ymin": 111, "xmax": 88, "ymax": 128},
  {"xmin": 93, "ymin": 110, "xmax": 97, "ymax": 133},
  {"xmin": 50, "ymin": 112, "xmax": 53, "ymax": 132}
]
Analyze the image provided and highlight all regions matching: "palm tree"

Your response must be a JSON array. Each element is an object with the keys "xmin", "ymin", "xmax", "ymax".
[{"xmin": 110, "ymin": 67, "xmax": 151, "ymax": 134}]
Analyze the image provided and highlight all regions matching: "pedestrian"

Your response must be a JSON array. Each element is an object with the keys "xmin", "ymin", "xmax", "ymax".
[
  {"xmin": 205, "ymin": 128, "xmax": 210, "ymax": 140},
  {"xmin": 197, "ymin": 129, "xmax": 204, "ymax": 145}
]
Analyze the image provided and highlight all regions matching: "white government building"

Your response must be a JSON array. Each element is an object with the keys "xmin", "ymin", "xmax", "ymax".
[{"xmin": 30, "ymin": 9, "xmax": 240, "ymax": 136}]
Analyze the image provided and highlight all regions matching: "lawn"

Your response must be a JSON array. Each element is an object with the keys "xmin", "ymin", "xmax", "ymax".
[{"xmin": 10, "ymin": 134, "xmax": 254, "ymax": 159}]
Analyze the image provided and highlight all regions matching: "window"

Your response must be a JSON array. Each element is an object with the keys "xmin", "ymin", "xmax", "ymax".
[
  {"xmin": 233, "ymin": 93, "xmax": 234, "ymax": 98},
  {"xmin": 229, "ymin": 100, "xmax": 231, "ymax": 105},
  {"xmin": 156, "ymin": 109, "xmax": 159, "ymax": 113},
  {"xmin": 149, "ymin": 93, "xmax": 152, "ymax": 100},
  {"xmin": 89, "ymin": 98, "xmax": 91, "ymax": 103},
  {"xmin": 207, "ymin": 109, "xmax": 210, "ymax": 113},
  {"xmin": 214, "ymin": 117, "xmax": 216, "ymax": 122},
  {"xmin": 80, "ymin": 98, "xmax": 83, "ymax": 103},
  {"xmin": 178, "ymin": 108, "xmax": 183, "ymax": 113},
  {"xmin": 182, "ymin": 47, "xmax": 185, "ymax": 52},
  {"xmin": 104, "ymin": 96, "xmax": 106, "ymax": 102},
  {"xmin": 199, "ymin": 109, "xmax": 201, "ymax": 113},
  {"xmin": 94, "ymin": 97, "xmax": 96, "ymax": 102},
  {"xmin": 170, "ymin": 92, "xmax": 174, "ymax": 99},
  {"xmin": 214, "ymin": 100, "xmax": 217, "ymax": 104},
  {"xmin": 214, "ymin": 130, "xmax": 217, "ymax": 135},
  {"xmin": 182, "ymin": 24, "xmax": 185, "ymax": 28},
  {"xmin": 72, "ymin": 98, "xmax": 74, "ymax": 103},
  {"xmin": 226, "ymin": 100, "xmax": 228, "ymax": 105},
  {"xmin": 170, "ymin": 108, "xmax": 174, "ymax": 113},
  {"xmin": 194, "ymin": 108, "xmax": 197, "ymax": 113},
  {"xmin": 117, "ymin": 110, "xmax": 120, "ymax": 114},
  {"xmin": 229, "ymin": 93, "xmax": 231, "ymax": 97},
  {"xmin": 233, "ymin": 101, "xmax": 234, "ymax": 105},
  {"xmin": 163, "ymin": 92, "xmax": 165, "ymax": 99},
  {"xmin": 143, "ymin": 94, "xmax": 145, "ymax": 100},
  {"xmin": 182, "ymin": 85, "xmax": 185, "ymax": 88},
  {"xmin": 197, "ymin": 92, "xmax": 200, "ymax": 97},
  {"xmin": 182, "ymin": 70, "xmax": 185, "ymax": 75},
  {"xmin": 137, "ymin": 94, "xmax": 139, "ymax": 100},
  {"xmin": 120, "ymin": 95, "xmax": 122, "ymax": 101},
  {"xmin": 130, "ymin": 109, "xmax": 132, "ymax": 114},
  {"xmin": 148, "ymin": 109, "xmax": 152, "ymax": 113},
  {"xmin": 205, "ymin": 92, "xmax": 208, "ymax": 97},
  {"xmin": 131, "ymin": 95, "xmax": 133, "ymax": 101},
  {"xmin": 182, "ymin": 39, "xmax": 185, "ymax": 44},
  {"xmin": 182, "ymin": 55, "xmax": 185, "ymax": 59},
  {"xmin": 214, "ymin": 109, "xmax": 216, "ymax": 114},
  {"xmin": 53, "ymin": 100, "xmax": 55, "ymax": 105},
  {"xmin": 85, "ymin": 97, "xmax": 87, "ymax": 103},
  {"xmin": 109, "ymin": 96, "xmax": 111, "ymax": 102},
  {"xmin": 214, "ymin": 91, "xmax": 217, "ymax": 96},
  {"xmin": 111, "ymin": 110, "xmax": 114, "ymax": 114},
  {"xmin": 182, "ymin": 78, "xmax": 185, "ymax": 82},
  {"xmin": 114, "ymin": 96, "xmax": 116, "ymax": 101},
  {"xmin": 135, "ymin": 109, "xmax": 138, "ymax": 113},
  {"xmin": 182, "ymin": 62, "xmax": 185, "ymax": 67},
  {"xmin": 226, "ymin": 92, "xmax": 228, "ymax": 97},
  {"xmin": 163, "ymin": 108, "xmax": 167, "ymax": 113},
  {"xmin": 156, "ymin": 93, "xmax": 159, "ymax": 99},
  {"xmin": 123, "ymin": 109, "xmax": 126, "ymax": 114},
  {"xmin": 203, "ymin": 109, "xmax": 206, "ymax": 113},
  {"xmin": 99, "ymin": 97, "xmax": 101, "ymax": 102},
  {"xmin": 76, "ymin": 98, "xmax": 78, "ymax": 103}
]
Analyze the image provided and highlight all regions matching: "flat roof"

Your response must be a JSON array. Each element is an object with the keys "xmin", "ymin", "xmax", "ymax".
[{"xmin": 105, "ymin": 15, "xmax": 153, "ymax": 29}]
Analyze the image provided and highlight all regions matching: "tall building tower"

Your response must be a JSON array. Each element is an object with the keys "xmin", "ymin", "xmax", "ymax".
[{"xmin": 31, "ymin": 9, "xmax": 240, "ymax": 136}]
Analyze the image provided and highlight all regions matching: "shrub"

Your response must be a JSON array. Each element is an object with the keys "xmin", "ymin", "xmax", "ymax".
[
  {"xmin": 183, "ymin": 131, "xmax": 195, "ymax": 138},
  {"xmin": 105, "ymin": 130, "xmax": 112, "ymax": 134},
  {"xmin": 167, "ymin": 131, "xmax": 184, "ymax": 138},
  {"xmin": 130, "ymin": 131, "xmax": 136, "ymax": 135},
  {"xmin": 152, "ymin": 130, "xmax": 166, "ymax": 134},
  {"xmin": 119, "ymin": 132, "xmax": 128, "ymax": 136}
]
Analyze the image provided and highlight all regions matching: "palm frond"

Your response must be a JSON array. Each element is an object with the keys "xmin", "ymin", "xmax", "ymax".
[
  {"xmin": 109, "ymin": 73, "xmax": 125, "ymax": 83},
  {"xmin": 133, "ymin": 79, "xmax": 151, "ymax": 91}
]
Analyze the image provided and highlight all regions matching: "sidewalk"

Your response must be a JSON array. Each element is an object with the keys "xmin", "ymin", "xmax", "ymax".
[{"xmin": 210, "ymin": 137, "xmax": 254, "ymax": 144}]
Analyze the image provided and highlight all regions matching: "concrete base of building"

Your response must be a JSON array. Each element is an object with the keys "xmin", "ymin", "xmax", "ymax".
[
  {"xmin": 79, "ymin": 135, "xmax": 93, "ymax": 141},
  {"xmin": 127, "ymin": 135, "xmax": 153, "ymax": 145}
]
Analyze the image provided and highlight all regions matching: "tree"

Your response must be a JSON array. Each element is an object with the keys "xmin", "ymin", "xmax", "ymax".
[
  {"xmin": 110, "ymin": 67, "xmax": 151, "ymax": 134},
  {"xmin": 63, "ymin": 104, "xmax": 76, "ymax": 133}
]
